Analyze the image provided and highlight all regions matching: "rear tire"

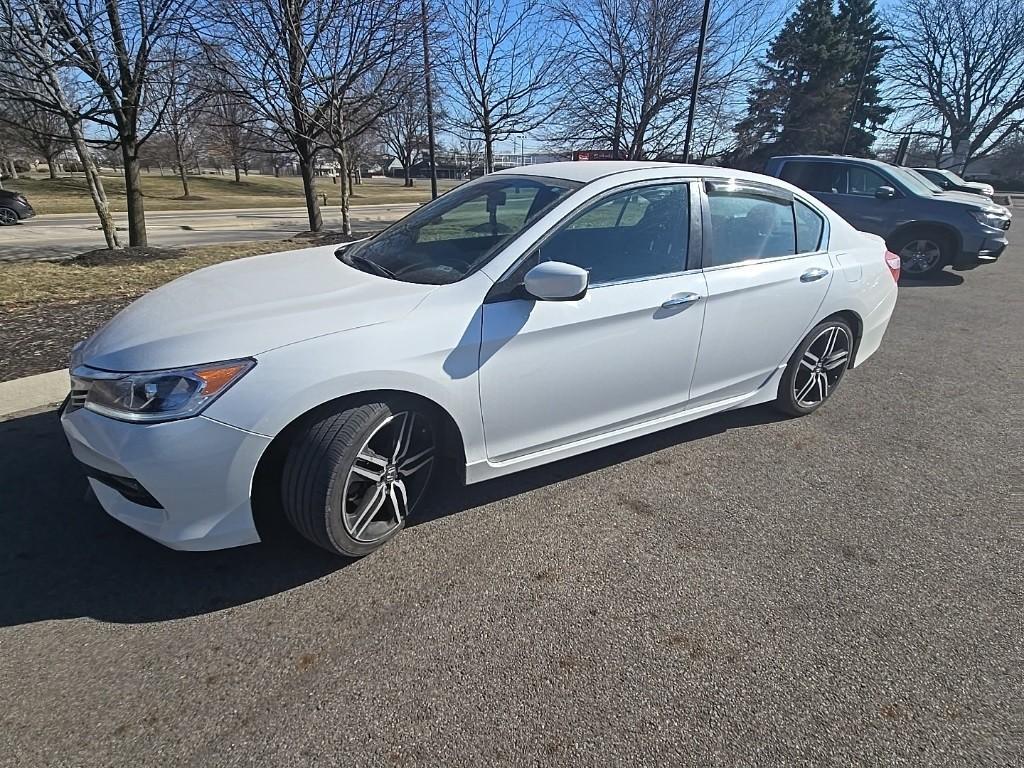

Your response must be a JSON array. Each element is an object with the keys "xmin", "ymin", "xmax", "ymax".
[
  {"xmin": 775, "ymin": 318, "xmax": 854, "ymax": 417},
  {"xmin": 281, "ymin": 398, "xmax": 438, "ymax": 557},
  {"xmin": 889, "ymin": 229, "xmax": 950, "ymax": 278},
  {"xmin": 0, "ymin": 207, "xmax": 19, "ymax": 226}
]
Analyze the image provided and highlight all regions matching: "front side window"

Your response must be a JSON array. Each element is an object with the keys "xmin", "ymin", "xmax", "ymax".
[
  {"xmin": 707, "ymin": 191, "xmax": 796, "ymax": 266},
  {"xmin": 847, "ymin": 166, "xmax": 891, "ymax": 196},
  {"xmin": 535, "ymin": 183, "xmax": 690, "ymax": 285},
  {"xmin": 343, "ymin": 176, "xmax": 580, "ymax": 284}
]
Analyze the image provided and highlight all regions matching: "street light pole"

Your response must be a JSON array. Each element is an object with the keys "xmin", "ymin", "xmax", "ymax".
[
  {"xmin": 420, "ymin": 0, "xmax": 438, "ymax": 199},
  {"xmin": 682, "ymin": 0, "xmax": 712, "ymax": 163}
]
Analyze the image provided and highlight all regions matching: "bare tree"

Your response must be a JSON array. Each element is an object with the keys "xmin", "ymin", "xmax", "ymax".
[
  {"xmin": 0, "ymin": 98, "xmax": 71, "ymax": 178},
  {"xmin": 439, "ymin": 0, "xmax": 560, "ymax": 174},
  {"xmin": 0, "ymin": 2, "xmax": 121, "ymax": 247},
  {"xmin": 377, "ymin": 73, "xmax": 429, "ymax": 187},
  {"xmin": 151, "ymin": 50, "xmax": 205, "ymax": 197},
  {"xmin": 549, "ymin": 0, "xmax": 778, "ymax": 160},
  {"xmin": 887, "ymin": 0, "xmax": 1024, "ymax": 167},
  {"xmin": 24, "ymin": 0, "xmax": 197, "ymax": 246}
]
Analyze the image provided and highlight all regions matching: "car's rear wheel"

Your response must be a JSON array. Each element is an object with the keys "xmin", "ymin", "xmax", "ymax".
[
  {"xmin": 281, "ymin": 398, "xmax": 438, "ymax": 557},
  {"xmin": 0, "ymin": 207, "xmax": 19, "ymax": 226},
  {"xmin": 775, "ymin": 319, "xmax": 853, "ymax": 416},
  {"xmin": 889, "ymin": 230, "xmax": 949, "ymax": 278}
]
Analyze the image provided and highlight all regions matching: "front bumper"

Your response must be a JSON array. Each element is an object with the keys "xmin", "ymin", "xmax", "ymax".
[
  {"xmin": 953, "ymin": 232, "xmax": 1009, "ymax": 270},
  {"xmin": 60, "ymin": 404, "xmax": 271, "ymax": 550}
]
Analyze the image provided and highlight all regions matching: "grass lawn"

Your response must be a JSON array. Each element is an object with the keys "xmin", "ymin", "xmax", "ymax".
[
  {"xmin": 0, "ymin": 236, "xmax": 360, "ymax": 307},
  {"xmin": 4, "ymin": 172, "xmax": 458, "ymax": 215}
]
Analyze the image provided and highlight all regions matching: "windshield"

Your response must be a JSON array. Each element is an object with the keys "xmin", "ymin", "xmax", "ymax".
[
  {"xmin": 341, "ymin": 175, "xmax": 581, "ymax": 284},
  {"xmin": 939, "ymin": 168, "xmax": 969, "ymax": 185},
  {"xmin": 891, "ymin": 166, "xmax": 943, "ymax": 195}
]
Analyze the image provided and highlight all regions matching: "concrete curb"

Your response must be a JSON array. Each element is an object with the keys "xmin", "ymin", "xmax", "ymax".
[{"xmin": 0, "ymin": 369, "xmax": 68, "ymax": 418}]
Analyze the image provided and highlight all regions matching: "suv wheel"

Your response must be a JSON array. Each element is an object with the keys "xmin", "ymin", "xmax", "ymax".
[{"xmin": 890, "ymin": 231, "xmax": 949, "ymax": 278}]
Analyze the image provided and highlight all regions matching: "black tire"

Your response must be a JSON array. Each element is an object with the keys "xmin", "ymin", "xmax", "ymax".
[
  {"xmin": 0, "ymin": 207, "xmax": 19, "ymax": 226},
  {"xmin": 281, "ymin": 398, "xmax": 438, "ymax": 557},
  {"xmin": 888, "ymin": 229, "xmax": 951, "ymax": 279},
  {"xmin": 775, "ymin": 318, "xmax": 854, "ymax": 417}
]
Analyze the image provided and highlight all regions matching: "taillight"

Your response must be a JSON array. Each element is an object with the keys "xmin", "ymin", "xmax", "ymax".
[{"xmin": 884, "ymin": 250, "xmax": 901, "ymax": 282}]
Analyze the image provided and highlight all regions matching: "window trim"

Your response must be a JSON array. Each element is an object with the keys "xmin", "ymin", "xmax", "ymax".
[
  {"xmin": 699, "ymin": 178, "xmax": 831, "ymax": 271},
  {"xmin": 484, "ymin": 178, "xmax": 701, "ymax": 303}
]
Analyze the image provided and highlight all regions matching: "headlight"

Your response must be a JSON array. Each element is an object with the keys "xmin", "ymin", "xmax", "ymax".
[
  {"xmin": 72, "ymin": 358, "xmax": 255, "ymax": 423},
  {"xmin": 970, "ymin": 209, "xmax": 1009, "ymax": 229}
]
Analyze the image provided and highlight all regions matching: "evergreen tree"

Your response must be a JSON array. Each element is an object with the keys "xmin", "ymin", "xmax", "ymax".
[
  {"xmin": 837, "ymin": 0, "xmax": 891, "ymax": 155},
  {"xmin": 733, "ymin": 0, "xmax": 889, "ymax": 166}
]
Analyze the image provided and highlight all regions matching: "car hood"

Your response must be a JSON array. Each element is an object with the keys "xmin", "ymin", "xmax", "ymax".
[{"xmin": 77, "ymin": 244, "xmax": 437, "ymax": 372}]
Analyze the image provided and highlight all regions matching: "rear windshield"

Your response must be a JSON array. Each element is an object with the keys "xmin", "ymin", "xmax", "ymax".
[{"xmin": 342, "ymin": 176, "xmax": 581, "ymax": 284}]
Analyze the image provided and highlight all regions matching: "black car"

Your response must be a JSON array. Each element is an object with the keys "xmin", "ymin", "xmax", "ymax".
[{"xmin": 0, "ymin": 189, "xmax": 35, "ymax": 225}]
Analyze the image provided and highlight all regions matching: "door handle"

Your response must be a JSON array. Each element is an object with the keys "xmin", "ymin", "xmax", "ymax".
[
  {"xmin": 661, "ymin": 293, "xmax": 701, "ymax": 308},
  {"xmin": 800, "ymin": 268, "xmax": 829, "ymax": 282}
]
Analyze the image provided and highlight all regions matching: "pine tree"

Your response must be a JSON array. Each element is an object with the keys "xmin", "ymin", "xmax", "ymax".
[
  {"xmin": 837, "ymin": 0, "xmax": 891, "ymax": 155},
  {"xmin": 734, "ymin": 0, "xmax": 860, "ymax": 166}
]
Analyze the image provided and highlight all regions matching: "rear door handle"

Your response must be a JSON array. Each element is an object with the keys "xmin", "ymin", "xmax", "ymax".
[
  {"xmin": 800, "ymin": 268, "xmax": 829, "ymax": 282},
  {"xmin": 661, "ymin": 293, "xmax": 702, "ymax": 308}
]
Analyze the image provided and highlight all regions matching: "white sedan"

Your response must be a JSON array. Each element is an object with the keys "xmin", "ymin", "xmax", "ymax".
[{"xmin": 61, "ymin": 162, "xmax": 899, "ymax": 556}]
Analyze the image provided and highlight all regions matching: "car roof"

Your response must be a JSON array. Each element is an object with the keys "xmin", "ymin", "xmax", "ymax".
[
  {"xmin": 495, "ymin": 160, "xmax": 778, "ymax": 185},
  {"xmin": 771, "ymin": 154, "xmax": 896, "ymax": 171}
]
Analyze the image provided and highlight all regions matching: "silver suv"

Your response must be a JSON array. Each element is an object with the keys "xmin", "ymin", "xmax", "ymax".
[{"xmin": 765, "ymin": 155, "xmax": 1011, "ymax": 278}]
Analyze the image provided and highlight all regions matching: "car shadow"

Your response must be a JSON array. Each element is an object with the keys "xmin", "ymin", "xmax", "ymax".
[
  {"xmin": 899, "ymin": 270, "xmax": 965, "ymax": 287},
  {"xmin": 0, "ymin": 403, "xmax": 787, "ymax": 627}
]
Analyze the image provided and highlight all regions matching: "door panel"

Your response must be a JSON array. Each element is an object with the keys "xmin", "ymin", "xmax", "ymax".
[
  {"xmin": 479, "ymin": 273, "xmax": 707, "ymax": 461},
  {"xmin": 689, "ymin": 255, "xmax": 832, "ymax": 406}
]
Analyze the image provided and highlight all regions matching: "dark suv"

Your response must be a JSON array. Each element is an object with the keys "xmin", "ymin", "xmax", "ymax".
[
  {"xmin": 0, "ymin": 189, "xmax": 35, "ymax": 225},
  {"xmin": 764, "ymin": 155, "xmax": 1011, "ymax": 277}
]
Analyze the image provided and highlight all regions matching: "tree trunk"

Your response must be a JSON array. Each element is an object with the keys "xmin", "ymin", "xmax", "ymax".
[
  {"xmin": 297, "ymin": 146, "xmax": 323, "ymax": 232},
  {"xmin": 337, "ymin": 149, "xmax": 352, "ymax": 236},
  {"xmin": 69, "ymin": 122, "xmax": 120, "ymax": 249},
  {"xmin": 233, "ymin": 164, "xmax": 241, "ymax": 183},
  {"xmin": 120, "ymin": 138, "xmax": 147, "ymax": 247},
  {"xmin": 48, "ymin": 157, "xmax": 59, "ymax": 179},
  {"xmin": 404, "ymin": 158, "xmax": 413, "ymax": 187},
  {"xmin": 483, "ymin": 127, "xmax": 494, "ymax": 175},
  {"xmin": 175, "ymin": 141, "xmax": 190, "ymax": 198},
  {"xmin": 7, "ymin": 159, "xmax": 18, "ymax": 179}
]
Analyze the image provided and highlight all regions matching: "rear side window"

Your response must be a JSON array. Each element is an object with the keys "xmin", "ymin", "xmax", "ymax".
[
  {"xmin": 779, "ymin": 161, "xmax": 845, "ymax": 194},
  {"xmin": 707, "ymin": 192, "xmax": 795, "ymax": 266},
  {"xmin": 795, "ymin": 200, "xmax": 825, "ymax": 253}
]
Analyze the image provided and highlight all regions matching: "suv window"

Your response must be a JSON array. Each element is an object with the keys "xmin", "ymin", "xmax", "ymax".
[
  {"xmin": 707, "ymin": 191, "xmax": 796, "ymax": 266},
  {"xmin": 779, "ymin": 161, "xmax": 844, "ymax": 194},
  {"xmin": 847, "ymin": 166, "xmax": 890, "ymax": 196},
  {"xmin": 537, "ymin": 183, "xmax": 689, "ymax": 284}
]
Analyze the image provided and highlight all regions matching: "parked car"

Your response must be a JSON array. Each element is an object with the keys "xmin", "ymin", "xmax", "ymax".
[
  {"xmin": 61, "ymin": 161, "xmax": 898, "ymax": 557},
  {"xmin": 765, "ymin": 155, "xmax": 1011, "ymax": 277},
  {"xmin": 912, "ymin": 167, "xmax": 995, "ymax": 197},
  {"xmin": 0, "ymin": 189, "xmax": 35, "ymax": 225}
]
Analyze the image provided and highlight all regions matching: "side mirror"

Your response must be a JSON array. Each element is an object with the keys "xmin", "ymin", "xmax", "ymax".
[
  {"xmin": 523, "ymin": 261, "xmax": 589, "ymax": 301},
  {"xmin": 875, "ymin": 186, "xmax": 896, "ymax": 199}
]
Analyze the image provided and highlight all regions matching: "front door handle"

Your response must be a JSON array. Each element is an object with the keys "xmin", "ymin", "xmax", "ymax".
[
  {"xmin": 661, "ymin": 293, "xmax": 702, "ymax": 308},
  {"xmin": 800, "ymin": 268, "xmax": 829, "ymax": 283}
]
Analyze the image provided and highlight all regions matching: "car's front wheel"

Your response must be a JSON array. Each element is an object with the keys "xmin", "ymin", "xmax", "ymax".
[
  {"xmin": 0, "ymin": 207, "xmax": 19, "ymax": 226},
  {"xmin": 281, "ymin": 398, "xmax": 438, "ymax": 557},
  {"xmin": 775, "ymin": 319, "xmax": 854, "ymax": 416}
]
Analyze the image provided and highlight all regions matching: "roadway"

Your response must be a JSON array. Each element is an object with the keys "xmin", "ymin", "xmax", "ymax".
[{"xmin": 0, "ymin": 203, "xmax": 419, "ymax": 262}]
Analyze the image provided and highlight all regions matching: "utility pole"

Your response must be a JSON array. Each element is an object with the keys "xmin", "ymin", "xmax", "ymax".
[
  {"xmin": 682, "ymin": 0, "xmax": 712, "ymax": 163},
  {"xmin": 420, "ymin": 0, "xmax": 438, "ymax": 199}
]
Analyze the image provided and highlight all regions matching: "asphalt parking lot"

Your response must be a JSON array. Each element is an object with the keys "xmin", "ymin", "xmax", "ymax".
[{"xmin": 1, "ymin": 248, "xmax": 1022, "ymax": 766}]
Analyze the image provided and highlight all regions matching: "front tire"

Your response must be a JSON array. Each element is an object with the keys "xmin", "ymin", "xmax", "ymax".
[
  {"xmin": 775, "ymin": 319, "xmax": 854, "ymax": 416},
  {"xmin": 281, "ymin": 399, "xmax": 438, "ymax": 557},
  {"xmin": 0, "ymin": 207, "xmax": 19, "ymax": 226}
]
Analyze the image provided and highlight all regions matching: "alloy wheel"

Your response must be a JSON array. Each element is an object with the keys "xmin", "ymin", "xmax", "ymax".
[
  {"xmin": 898, "ymin": 239, "xmax": 942, "ymax": 274},
  {"xmin": 793, "ymin": 325, "xmax": 851, "ymax": 408},
  {"xmin": 0, "ymin": 208, "xmax": 18, "ymax": 226},
  {"xmin": 342, "ymin": 411, "xmax": 435, "ymax": 543}
]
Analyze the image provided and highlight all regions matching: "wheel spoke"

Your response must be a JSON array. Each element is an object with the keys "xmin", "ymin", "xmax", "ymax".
[
  {"xmin": 818, "ymin": 372, "xmax": 828, "ymax": 399},
  {"xmin": 823, "ymin": 350, "xmax": 849, "ymax": 370},
  {"xmin": 390, "ymin": 480, "xmax": 409, "ymax": 523},
  {"xmin": 392, "ymin": 412, "xmax": 415, "ymax": 462},
  {"xmin": 823, "ymin": 327, "xmax": 840, "ymax": 357},
  {"xmin": 351, "ymin": 483, "xmax": 387, "ymax": 538},
  {"xmin": 399, "ymin": 446, "xmax": 435, "ymax": 477},
  {"xmin": 796, "ymin": 374, "xmax": 817, "ymax": 402},
  {"xmin": 352, "ymin": 448, "xmax": 387, "ymax": 482}
]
